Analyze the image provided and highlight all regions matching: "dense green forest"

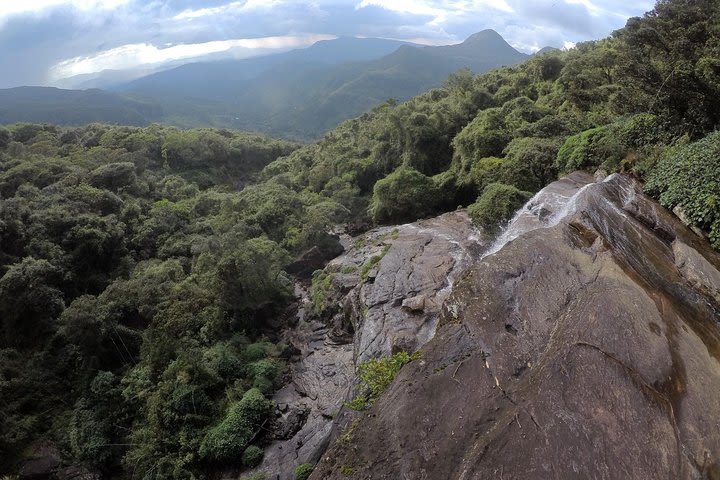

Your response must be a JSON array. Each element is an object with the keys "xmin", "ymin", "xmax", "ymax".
[{"xmin": 2, "ymin": 0, "xmax": 720, "ymax": 478}]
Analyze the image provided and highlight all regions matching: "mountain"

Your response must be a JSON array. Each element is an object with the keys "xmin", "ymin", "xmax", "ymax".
[
  {"xmin": 0, "ymin": 87, "xmax": 162, "ymax": 126},
  {"xmin": 214, "ymin": 30, "xmax": 529, "ymax": 138},
  {"xmin": 54, "ymin": 68, "xmax": 161, "ymax": 90},
  {"xmin": 535, "ymin": 45, "xmax": 561, "ymax": 55},
  {"xmin": 0, "ymin": 32, "xmax": 527, "ymax": 139},
  {"xmin": 114, "ymin": 30, "xmax": 529, "ymax": 139},
  {"xmin": 117, "ymin": 36, "xmax": 416, "ymax": 100}
]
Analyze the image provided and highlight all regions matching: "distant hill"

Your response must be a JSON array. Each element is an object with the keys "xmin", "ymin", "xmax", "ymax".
[
  {"xmin": 118, "ymin": 37, "xmax": 416, "ymax": 100},
  {"xmin": 115, "ymin": 30, "xmax": 529, "ymax": 139},
  {"xmin": 222, "ymin": 30, "xmax": 530, "ymax": 138},
  {"xmin": 0, "ymin": 32, "xmax": 530, "ymax": 139},
  {"xmin": 0, "ymin": 87, "xmax": 162, "ymax": 126},
  {"xmin": 535, "ymin": 46, "xmax": 561, "ymax": 55}
]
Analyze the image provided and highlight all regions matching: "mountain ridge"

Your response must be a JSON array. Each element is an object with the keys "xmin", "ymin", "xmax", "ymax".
[{"xmin": 0, "ymin": 30, "xmax": 529, "ymax": 139}]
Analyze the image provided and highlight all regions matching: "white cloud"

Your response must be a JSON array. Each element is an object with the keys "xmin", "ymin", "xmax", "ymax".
[
  {"xmin": 49, "ymin": 34, "xmax": 336, "ymax": 79},
  {"xmin": 356, "ymin": 0, "xmax": 514, "ymax": 26},
  {"xmin": 564, "ymin": 0, "xmax": 601, "ymax": 15},
  {"xmin": 174, "ymin": 0, "xmax": 284, "ymax": 20},
  {"xmin": 0, "ymin": 0, "xmax": 129, "ymax": 19}
]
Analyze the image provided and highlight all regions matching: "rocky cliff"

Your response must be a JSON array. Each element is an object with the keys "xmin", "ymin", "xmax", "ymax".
[
  {"xmin": 309, "ymin": 172, "xmax": 720, "ymax": 480},
  {"xmin": 260, "ymin": 211, "xmax": 483, "ymax": 479}
]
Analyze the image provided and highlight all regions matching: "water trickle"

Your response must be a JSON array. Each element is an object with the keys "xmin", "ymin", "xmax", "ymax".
[{"xmin": 481, "ymin": 177, "xmax": 594, "ymax": 259}]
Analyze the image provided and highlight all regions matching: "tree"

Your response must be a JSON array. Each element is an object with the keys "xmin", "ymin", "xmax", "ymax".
[
  {"xmin": 0, "ymin": 257, "xmax": 64, "ymax": 349},
  {"xmin": 368, "ymin": 166, "xmax": 441, "ymax": 223},
  {"xmin": 467, "ymin": 183, "xmax": 533, "ymax": 231}
]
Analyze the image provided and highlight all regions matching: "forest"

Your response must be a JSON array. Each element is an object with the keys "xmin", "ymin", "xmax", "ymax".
[{"xmin": 1, "ymin": 0, "xmax": 719, "ymax": 478}]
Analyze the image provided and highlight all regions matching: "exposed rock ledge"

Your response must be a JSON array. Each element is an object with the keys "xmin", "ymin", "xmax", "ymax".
[
  {"xmin": 259, "ymin": 211, "xmax": 484, "ymax": 479},
  {"xmin": 311, "ymin": 172, "xmax": 720, "ymax": 480}
]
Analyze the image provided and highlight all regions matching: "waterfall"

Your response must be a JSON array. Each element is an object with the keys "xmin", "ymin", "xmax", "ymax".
[{"xmin": 481, "ymin": 176, "xmax": 595, "ymax": 259}]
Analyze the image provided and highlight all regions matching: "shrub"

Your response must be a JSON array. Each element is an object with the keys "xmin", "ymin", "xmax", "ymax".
[
  {"xmin": 241, "ymin": 445, "xmax": 264, "ymax": 468},
  {"xmin": 452, "ymin": 108, "xmax": 511, "ymax": 171},
  {"xmin": 309, "ymin": 270, "xmax": 336, "ymax": 316},
  {"xmin": 248, "ymin": 359, "xmax": 280, "ymax": 393},
  {"xmin": 87, "ymin": 162, "xmax": 137, "ymax": 190},
  {"xmin": 360, "ymin": 245, "xmax": 390, "ymax": 281},
  {"xmin": 645, "ymin": 131, "xmax": 720, "ymax": 249},
  {"xmin": 199, "ymin": 388, "xmax": 271, "ymax": 461},
  {"xmin": 295, "ymin": 463, "xmax": 314, "ymax": 480},
  {"xmin": 346, "ymin": 351, "xmax": 420, "ymax": 411},
  {"xmin": 467, "ymin": 183, "xmax": 533, "ymax": 231},
  {"xmin": 556, "ymin": 115, "xmax": 675, "ymax": 175},
  {"xmin": 468, "ymin": 156, "xmax": 505, "ymax": 195},
  {"xmin": 368, "ymin": 166, "xmax": 441, "ymax": 223},
  {"xmin": 555, "ymin": 125, "xmax": 623, "ymax": 173},
  {"xmin": 501, "ymin": 137, "xmax": 561, "ymax": 192}
]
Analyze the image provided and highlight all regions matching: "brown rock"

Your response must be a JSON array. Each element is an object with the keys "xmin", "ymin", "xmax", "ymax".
[
  {"xmin": 261, "ymin": 212, "xmax": 484, "ymax": 479},
  {"xmin": 311, "ymin": 173, "xmax": 720, "ymax": 480}
]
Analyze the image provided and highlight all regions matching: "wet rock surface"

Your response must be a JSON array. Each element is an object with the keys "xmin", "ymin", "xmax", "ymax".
[
  {"xmin": 260, "ymin": 211, "xmax": 483, "ymax": 479},
  {"xmin": 327, "ymin": 211, "xmax": 485, "ymax": 363},
  {"xmin": 311, "ymin": 173, "xmax": 720, "ymax": 480}
]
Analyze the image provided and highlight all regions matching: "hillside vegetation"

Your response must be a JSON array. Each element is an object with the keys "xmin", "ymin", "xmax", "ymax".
[
  {"xmin": 1, "ymin": 0, "xmax": 720, "ymax": 478},
  {"xmin": 0, "ymin": 87, "xmax": 163, "ymax": 126}
]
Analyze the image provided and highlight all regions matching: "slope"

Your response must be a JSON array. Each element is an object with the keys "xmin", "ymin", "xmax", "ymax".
[{"xmin": 0, "ymin": 87, "xmax": 162, "ymax": 126}]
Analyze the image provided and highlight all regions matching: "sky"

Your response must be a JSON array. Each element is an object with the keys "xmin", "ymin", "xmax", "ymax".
[{"xmin": 0, "ymin": 0, "xmax": 656, "ymax": 88}]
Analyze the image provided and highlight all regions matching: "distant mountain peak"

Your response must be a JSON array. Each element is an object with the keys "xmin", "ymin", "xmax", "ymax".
[
  {"xmin": 462, "ymin": 29, "xmax": 506, "ymax": 45},
  {"xmin": 535, "ymin": 46, "xmax": 561, "ymax": 55}
]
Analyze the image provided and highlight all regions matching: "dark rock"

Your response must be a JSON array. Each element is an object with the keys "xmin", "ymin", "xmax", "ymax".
[
  {"xmin": 19, "ymin": 444, "xmax": 61, "ymax": 479},
  {"xmin": 274, "ymin": 405, "xmax": 311, "ymax": 440},
  {"xmin": 285, "ymin": 237, "xmax": 345, "ymax": 278},
  {"xmin": 55, "ymin": 466, "xmax": 101, "ymax": 480},
  {"xmin": 311, "ymin": 173, "xmax": 720, "ymax": 480}
]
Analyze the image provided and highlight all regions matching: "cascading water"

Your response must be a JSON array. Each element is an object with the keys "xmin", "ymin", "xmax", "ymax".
[{"xmin": 481, "ymin": 172, "xmax": 595, "ymax": 259}]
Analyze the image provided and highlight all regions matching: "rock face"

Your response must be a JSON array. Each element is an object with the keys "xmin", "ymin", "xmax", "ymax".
[
  {"xmin": 311, "ymin": 172, "xmax": 720, "ymax": 480},
  {"xmin": 260, "ymin": 211, "xmax": 483, "ymax": 479},
  {"xmin": 327, "ymin": 211, "xmax": 484, "ymax": 363}
]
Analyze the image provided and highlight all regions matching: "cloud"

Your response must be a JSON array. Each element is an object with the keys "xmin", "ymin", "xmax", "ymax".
[
  {"xmin": 173, "ymin": 0, "xmax": 283, "ymax": 20},
  {"xmin": 0, "ymin": 0, "xmax": 657, "ymax": 87},
  {"xmin": 0, "ymin": 0, "xmax": 130, "ymax": 22},
  {"xmin": 356, "ymin": 0, "xmax": 514, "ymax": 26},
  {"xmin": 49, "ymin": 34, "xmax": 335, "ymax": 79}
]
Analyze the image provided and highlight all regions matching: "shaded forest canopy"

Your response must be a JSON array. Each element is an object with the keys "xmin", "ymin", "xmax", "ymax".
[{"xmin": 1, "ymin": 0, "xmax": 720, "ymax": 478}]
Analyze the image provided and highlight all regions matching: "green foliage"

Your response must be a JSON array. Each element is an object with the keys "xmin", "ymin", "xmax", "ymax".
[
  {"xmin": 346, "ymin": 351, "xmax": 420, "ymax": 411},
  {"xmin": 241, "ymin": 445, "xmax": 264, "ymax": 468},
  {"xmin": 295, "ymin": 463, "xmax": 314, "ymax": 480},
  {"xmin": 0, "ymin": 124, "xmax": 294, "ymax": 477},
  {"xmin": 200, "ymin": 388, "xmax": 272, "ymax": 462},
  {"xmin": 468, "ymin": 183, "xmax": 533, "ymax": 231},
  {"xmin": 646, "ymin": 131, "xmax": 720, "ymax": 248},
  {"xmin": 0, "ymin": 257, "xmax": 64, "ymax": 348},
  {"xmin": 309, "ymin": 270, "xmax": 336, "ymax": 317},
  {"xmin": 501, "ymin": 137, "xmax": 561, "ymax": 192},
  {"xmin": 452, "ymin": 107, "xmax": 511, "ymax": 171},
  {"xmin": 556, "ymin": 114, "xmax": 676, "ymax": 175},
  {"xmin": 556, "ymin": 125, "xmax": 623, "ymax": 174},
  {"xmin": 369, "ymin": 166, "xmax": 441, "ymax": 223},
  {"xmin": 360, "ymin": 245, "xmax": 390, "ymax": 281}
]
